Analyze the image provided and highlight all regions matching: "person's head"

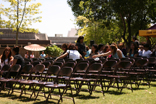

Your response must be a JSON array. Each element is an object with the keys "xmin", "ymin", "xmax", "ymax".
[
  {"xmin": 12, "ymin": 46, "xmax": 19, "ymax": 56},
  {"xmin": 103, "ymin": 45, "xmax": 110, "ymax": 52},
  {"xmin": 110, "ymin": 44, "xmax": 117, "ymax": 54},
  {"xmin": 26, "ymin": 51, "xmax": 29, "ymax": 54},
  {"xmin": 86, "ymin": 46, "xmax": 89, "ymax": 51},
  {"xmin": 61, "ymin": 43, "xmax": 68, "ymax": 52},
  {"xmin": 77, "ymin": 36, "xmax": 84, "ymax": 43},
  {"xmin": 139, "ymin": 45, "xmax": 144, "ymax": 51},
  {"xmin": 91, "ymin": 44, "xmax": 98, "ymax": 54},
  {"xmin": 130, "ymin": 42, "xmax": 137, "ymax": 50},
  {"xmin": 68, "ymin": 44, "xmax": 77, "ymax": 50},
  {"xmin": 118, "ymin": 43, "xmax": 125, "ymax": 50},
  {"xmin": 42, "ymin": 51, "xmax": 44, "ymax": 54},
  {"xmin": 1, "ymin": 47, "xmax": 12, "ymax": 62},
  {"xmin": 31, "ymin": 52, "xmax": 34, "ymax": 55},
  {"xmin": 144, "ymin": 44, "xmax": 150, "ymax": 51},
  {"xmin": 98, "ymin": 44, "xmax": 104, "ymax": 51},
  {"xmin": 132, "ymin": 36, "xmax": 137, "ymax": 42}
]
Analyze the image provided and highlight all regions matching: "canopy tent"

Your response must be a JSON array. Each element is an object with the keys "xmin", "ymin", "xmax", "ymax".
[{"xmin": 139, "ymin": 24, "xmax": 156, "ymax": 37}]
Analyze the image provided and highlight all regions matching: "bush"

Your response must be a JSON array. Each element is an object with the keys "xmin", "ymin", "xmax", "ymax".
[{"xmin": 45, "ymin": 45, "xmax": 63, "ymax": 57}]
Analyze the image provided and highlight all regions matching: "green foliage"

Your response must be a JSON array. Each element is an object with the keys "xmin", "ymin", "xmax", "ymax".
[
  {"xmin": 68, "ymin": 0, "xmax": 156, "ymax": 47},
  {"xmin": 0, "ymin": 0, "xmax": 42, "ymax": 45},
  {"xmin": 45, "ymin": 45, "xmax": 63, "ymax": 58}
]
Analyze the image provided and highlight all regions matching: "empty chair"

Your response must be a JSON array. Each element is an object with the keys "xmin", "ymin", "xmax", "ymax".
[
  {"xmin": 53, "ymin": 62, "xmax": 64, "ymax": 68},
  {"xmin": 32, "ymin": 61, "xmax": 41, "ymax": 67},
  {"xmin": 76, "ymin": 58, "xmax": 84, "ymax": 63},
  {"xmin": 62, "ymin": 62, "xmax": 76, "ymax": 69},
  {"xmin": 42, "ymin": 61, "xmax": 51, "ymax": 68}
]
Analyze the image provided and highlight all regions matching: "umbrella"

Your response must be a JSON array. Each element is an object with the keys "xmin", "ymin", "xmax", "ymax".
[{"xmin": 24, "ymin": 44, "xmax": 46, "ymax": 51}]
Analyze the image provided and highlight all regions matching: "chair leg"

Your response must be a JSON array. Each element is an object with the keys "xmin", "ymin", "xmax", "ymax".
[
  {"xmin": 70, "ymin": 86, "xmax": 75, "ymax": 104},
  {"xmin": 45, "ymin": 88, "xmax": 52, "ymax": 104}
]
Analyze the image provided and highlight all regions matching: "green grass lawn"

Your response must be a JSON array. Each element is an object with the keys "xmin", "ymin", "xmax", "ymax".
[{"xmin": 0, "ymin": 82, "xmax": 156, "ymax": 104}]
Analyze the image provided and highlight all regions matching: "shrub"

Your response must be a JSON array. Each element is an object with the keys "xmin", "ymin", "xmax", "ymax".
[{"xmin": 45, "ymin": 45, "xmax": 63, "ymax": 57}]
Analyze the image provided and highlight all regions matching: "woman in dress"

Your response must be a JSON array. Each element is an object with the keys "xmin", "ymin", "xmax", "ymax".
[
  {"xmin": 76, "ymin": 36, "xmax": 86, "ymax": 58},
  {"xmin": 128, "ymin": 42, "xmax": 138, "ymax": 58}
]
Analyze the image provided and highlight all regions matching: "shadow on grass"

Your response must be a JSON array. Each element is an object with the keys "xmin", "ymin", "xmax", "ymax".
[
  {"xmin": 132, "ymin": 87, "xmax": 147, "ymax": 90},
  {"xmin": 74, "ymin": 94, "xmax": 99, "ymax": 99},
  {"xmin": 33, "ymin": 100, "xmax": 57, "ymax": 104},
  {"xmin": 150, "ymin": 84, "xmax": 156, "ymax": 87},
  {"xmin": 104, "ymin": 90, "xmax": 127, "ymax": 95},
  {"xmin": 0, "ymin": 92, "xmax": 34, "ymax": 102}
]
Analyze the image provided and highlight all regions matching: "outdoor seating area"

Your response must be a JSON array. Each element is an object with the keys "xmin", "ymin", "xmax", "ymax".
[{"xmin": 0, "ymin": 57, "xmax": 156, "ymax": 103}]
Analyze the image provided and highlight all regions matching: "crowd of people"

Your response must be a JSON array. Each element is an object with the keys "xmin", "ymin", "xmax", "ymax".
[
  {"xmin": 0, "ymin": 36, "xmax": 156, "ymax": 74},
  {"xmin": 55, "ymin": 36, "xmax": 156, "ymax": 61}
]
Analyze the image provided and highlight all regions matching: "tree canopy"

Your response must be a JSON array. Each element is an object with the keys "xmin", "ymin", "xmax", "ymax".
[
  {"xmin": 0, "ymin": 0, "xmax": 42, "ymax": 45},
  {"xmin": 68, "ymin": 0, "xmax": 156, "ymax": 47}
]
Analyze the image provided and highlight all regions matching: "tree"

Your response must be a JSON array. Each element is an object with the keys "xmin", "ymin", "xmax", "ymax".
[
  {"xmin": 68, "ymin": 0, "xmax": 156, "ymax": 47},
  {"xmin": 0, "ymin": 0, "xmax": 42, "ymax": 45}
]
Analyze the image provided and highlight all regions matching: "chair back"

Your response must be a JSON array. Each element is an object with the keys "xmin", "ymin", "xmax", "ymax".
[
  {"xmin": 21, "ymin": 64, "xmax": 33, "ymax": 74},
  {"xmin": 32, "ymin": 61, "xmax": 41, "ymax": 67},
  {"xmin": 76, "ymin": 58, "xmax": 84, "ymax": 63},
  {"xmin": 103, "ymin": 60, "xmax": 117, "ymax": 68},
  {"xmin": 87, "ymin": 63, "xmax": 103, "ymax": 73},
  {"xmin": 58, "ymin": 67, "xmax": 73, "ymax": 77},
  {"xmin": 42, "ymin": 61, "xmax": 51, "ymax": 68},
  {"xmin": 135, "ymin": 59, "xmax": 149, "ymax": 67},
  {"xmin": 56, "ymin": 59, "xmax": 65, "ymax": 64},
  {"xmin": 47, "ymin": 65, "xmax": 60, "ymax": 75},
  {"xmin": 117, "ymin": 61, "xmax": 132, "ymax": 69},
  {"xmin": 62, "ymin": 62, "xmax": 76, "ymax": 68},
  {"xmin": 53, "ymin": 62, "xmax": 64, "ymax": 67},
  {"xmin": 10, "ymin": 64, "xmax": 21, "ymax": 72},
  {"xmin": 32, "ymin": 64, "xmax": 45, "ymax": 73},
  {"xmin": 1, "ymin": 64, "xmax": 10, "ymax": 71},
  {"xmin": 74, "ymin": 62, "xmax": 89, "ymax": 73}
]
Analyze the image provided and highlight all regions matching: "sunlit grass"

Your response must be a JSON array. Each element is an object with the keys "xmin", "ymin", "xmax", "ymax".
[{"xmin": 0, "ymin": 82, "xmax": 156, "ymax": 104}]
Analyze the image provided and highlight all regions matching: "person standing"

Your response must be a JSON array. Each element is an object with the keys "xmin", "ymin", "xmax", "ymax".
[{"xmin": 76, "ymin": 36, "xmax": 86, "ymax": 58}]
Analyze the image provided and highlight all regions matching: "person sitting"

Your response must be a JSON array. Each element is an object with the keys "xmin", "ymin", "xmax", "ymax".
[
  {"xmin": 61, "ymin": 43, "xmax": 68, "ymax": 59},
  {"xmin": 40, "ymin": 51, "xmax": 46, "ymax": 58},
  {"xmin": 11, "ymin": 46, "xmax": 25, "ymax": 75},
  {"xmin": 30, "ymin": 52, "xmax": 35, "ymax": 59},
  {"xmin": 85, "ymin": 46, "xmax": 90, "ymax": 58},
  {"xmin": 90, "ymin": 44, "xmax": 98, "ymax": 58},
  {"xmin": 98, "ymin": 44, "xmax": 104, "ymax": 54},
  {"xmin": 92, "ymin": 44, "xmax": 125, "ymax": 59},
  {"xmin": 55, "ymin": 44, "xmax": 82, "ymax": 61},
  {"xmin": 138, "ymin": 45, "xmax": 144, "ymax": 57},
  {"xmin": 128, "ymin": 42, "xmax": 138, "ymax": 58},
  {"xmin": 142, "ymin": 44, "xmax": 152, "ymax": 58},
  {"xmin": 24, "ymin": 51, "xmax": 29, "ymax": 59},
  {"xmin": 151, "ymin": 45, "xmax": 156, "ymax": 57},
  {"xmin": 0, "ymin": 47, "xmax": 13, "ymax": 69},
  {"xmin": 118, "ymin": 43, "xmax": 127, "ymax": 57}
]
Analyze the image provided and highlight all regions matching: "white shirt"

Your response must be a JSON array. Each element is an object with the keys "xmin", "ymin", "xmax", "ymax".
[
  {"xmin": 142, "ymin": 50, "xmax": 152, "ymax": 58},
  {"xmin": 138, "ymin": 49, "xmax": 143, "ymax": 56},
  {"xmin": 1, "ymin": 59, "xmax": 12, "ymax": 69},
  {"xmin": 67, "ymin": 50, "xmax": 81, "ymax": 61}
]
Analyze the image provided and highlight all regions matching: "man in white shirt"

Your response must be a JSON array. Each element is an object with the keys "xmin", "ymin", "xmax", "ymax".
[{"xmin": 142, "ymin": 44, "xmax": 152, "ymax": 58}]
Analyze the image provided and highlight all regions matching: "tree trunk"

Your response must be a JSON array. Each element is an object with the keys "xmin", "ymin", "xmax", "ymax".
[
  {"xmin": 16, "ymin": 0, "xmax": 19, "ymax": 46},
  {"xmin": 127, "ymin": 14, "xmax": 131, "ymax": 48}
]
